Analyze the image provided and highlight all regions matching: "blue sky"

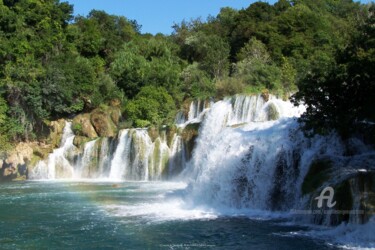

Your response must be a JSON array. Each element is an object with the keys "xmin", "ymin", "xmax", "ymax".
[{"xmin": 65, "ymin": 0, "xmax": 373, "ymax": 35}]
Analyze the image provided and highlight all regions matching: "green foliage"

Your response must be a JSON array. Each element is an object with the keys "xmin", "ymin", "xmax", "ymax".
[
  {"xmin": 184, "ymin": 32, "xmax": 230, "ymax": 79},
  {"xmin": 110, "ymin": 38, "xmax": 183, "ymax": 99},
  {"xmin": 215, "ymin": 77, "xmax": 245, "ymax": 99},
  {"xmin": 180, "ymin": 63, "xmax": 215, "ymax": 99},
  {"xmin": 0, "ymin": 0, "xmax": 370, "ymax": 146},
  {"xmin": 0, "ymin": 96, "xmax": 10, "ymax": 152},
  {"xmin": 292, "ymin": 4, "xmax": 375, "ymax": 138},
  {"xmin": 237, "ymin": 37, "xmax": 270, "ymax": 62},
  {"xmin": 124, "ymin": 86, "xmax": 176, "ymax": 127},
  {"xmin": 72, "ymin": 123, "xmax": 83, "ymax": 136}
]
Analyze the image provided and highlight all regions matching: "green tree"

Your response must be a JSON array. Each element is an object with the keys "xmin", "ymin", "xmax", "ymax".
[
  {"xmin": 124, "ymin": 86, "xmax": 176, "ymax": 127},
  {"xmin": 292, "ymin": 4, "xmax": 375, "ymax": 138},
  {"xmin": 181, "ymin": 63, "xmax": 215, "ymax": 99}
]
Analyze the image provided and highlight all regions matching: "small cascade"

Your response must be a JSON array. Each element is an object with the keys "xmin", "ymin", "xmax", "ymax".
[
  {"xmin": 188, "ymin": 99, "xmax": 205, "ymax": 121},
  {"xmin": 109, "ymin": 130, "xmax": 133, "ymax": 180},
  {"xmin": 97, "ymin": 137, "xmax": 114, "ymax": 177},
  {"xmin": 168, "ymin": 134, "xmax": 186, "ymax": 176},
  {"xmin": 229, "ymin": 95, "xmax": 265, "ymax": 124},
  {"xmin": 30, "ymin": 122, "xmax": 76, "ymax": 179},
  {"xmin": 148, "ymin": 133, "xmax": 170, "ymax": 180},
  {"xmin": 176, "ymin": 99, "xmax": 213, "ymax": 126},
  {"xmin": 175, "ymin": 111, "xmax": 186, "ymax": 125},
  {"xmin": 75, "ymin": 139, "xmax": 99, "ymax": 179},
  {"xmin": 126, "ymin": 129, "xmax": 152, "ymax": 180}
]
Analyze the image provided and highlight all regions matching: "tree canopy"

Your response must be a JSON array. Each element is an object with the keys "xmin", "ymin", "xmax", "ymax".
[{"xmin": 0, "ymin": 0, "xmax": 372, "ymax": 150}]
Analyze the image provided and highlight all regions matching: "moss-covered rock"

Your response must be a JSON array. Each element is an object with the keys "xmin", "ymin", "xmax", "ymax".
[
  {"xmin": 48, "ymin": 119, "xmax": 66, "ymax": 147},
  {"xmin": 110, "ymin": 107, "xmax": 122, "ymax": 126},
  {"xmin": 302, "ymin": 158, "xmax": 332, "ymax": 195},
  {"xmin": 148, "ymin": 126, "xmax": 160, "ymax": 142},
  {"xmin": 304, "ymin": 156, "xmax": 375, "ymax": 226},
  {"xmin": 73, "ymin": 136, "xmax": 91, "ymax": 148},
  {"xmin": 0, "ymin": 142, "xmax": 34, "ymax": 181},
  {"xmin": 181, "ymin": 122, "xmax": 201, "ymax": 160},
  {"xmin": 72, "ymin": 114, "xmax": 98, "ymax": 138},
  {"xmin": 261, "ymin": 89, "xmax": 270, "ymax": 102},
  {"xmin": 267, "ymin": 103, "xmax": 279, "ymax": 121},
  {"xmin": 166, "ymin": 125, "xmax": 177, "ymax": 148},
  {"xmin": 90, "ymin": 109, "xmax": 117, "ymax": 137}
]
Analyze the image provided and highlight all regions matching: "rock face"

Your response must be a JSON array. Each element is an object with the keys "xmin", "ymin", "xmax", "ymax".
[
  {"xmin": 0, "ymin": 143, "xmax": 33, "ymax": 181},
  {"xmin": 302, "ymin": 156, "xmax": 375, "ymax": 226},
  {"xmin": 181, "ymin": 122, "xmax": 200, "ymax": 161},
  {"xmin": 90, "ymin": 108, "xmax": 117, "ymax": 137},
  {"xmin": 72, "ymin": 114, "xmax": 98, "ymax": 138},
  {"xmin": 72, "ymin": 106, "xmax": 121, "ymax": 139},
  {"xmin": 0, "ymin": 120, "xmax": 69, "ymax": 181},
  {"xmin": 48, "ymin": 119, "xmax": 66, "ymax": 147}
]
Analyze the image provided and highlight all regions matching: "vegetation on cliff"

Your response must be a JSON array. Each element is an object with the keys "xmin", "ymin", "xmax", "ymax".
[{"xmin": 0, "ymin": 0, "xmax": 373, "ymax": 152}]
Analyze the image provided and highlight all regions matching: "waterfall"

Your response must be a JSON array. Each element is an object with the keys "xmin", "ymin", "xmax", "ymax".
[
  {"xmin": 75, "ymin": 139, "xmax": 99, "ymax": 179},
  {"xmin": 30, "ymin": 122, "xmax": 76, "ymax": 179},
  {"xmin": 176, "ymin": 99, "xmax": 213, "ymax": 126},
  {"xmin": 29, "ymin": 95, "xmax": 374, "ymax": 227},
  {"xmin": 168, "ymin": 134, "xmax": 186, "ymax": 176},
  {"xmin": 109, "ymin": 130, "xmax": 132, "ymax": 180},
  {"xmin": 181, "ymin": 97, "xmax": 315, "ymax": 209}
]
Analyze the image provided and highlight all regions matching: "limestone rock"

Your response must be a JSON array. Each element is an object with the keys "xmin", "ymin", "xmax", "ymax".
[
  {"xmin": 1, "ymin": 142, "xmax": 33, "ymax": 180},
  {"xmin": 6, "ymin": 143, "xmax": 33, "ymax": 167},
  {"xmin": 266, "ymin": 103, "xmax": 280, "ymax": 121},
  {"xmin": 181, "ymin": 122, "xmax": 200, "ymax": 161},
  {"xmin": 73, "ymin": 114, "xmax": 98, "ymax": 138},
  {"xmin": 90, "ymin": 109, "xmax": 117, "ymax": 137},
  {"xmin": 110, "ymin": 107, "xmax": 122, "ymax": 126},
  {"xmin": 48, "ymin": 119, "xmax": 66, "ymax": 147},
  {"xmin": 73, "ymin": 136, "xmax": 91, "ymax": 148}
]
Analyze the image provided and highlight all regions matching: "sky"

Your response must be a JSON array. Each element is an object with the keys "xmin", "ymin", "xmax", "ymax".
[{"xmin": 65, "ymin": 0, "xmax": 373, "ymax": 35}]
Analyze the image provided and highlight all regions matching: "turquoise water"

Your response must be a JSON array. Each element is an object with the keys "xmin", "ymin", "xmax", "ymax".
[{"xmin": 0, "ymin": 181, "xmax": 338, "ymax": 249}]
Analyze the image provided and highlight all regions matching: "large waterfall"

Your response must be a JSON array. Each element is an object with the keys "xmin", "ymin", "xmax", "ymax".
[
  {"xmin": 29, "ymin": 94, "xmax": 374, "ymax": 228},
  {"xmin": 182, "ymin": 96, "xmax": 342, "ymax": 212}
]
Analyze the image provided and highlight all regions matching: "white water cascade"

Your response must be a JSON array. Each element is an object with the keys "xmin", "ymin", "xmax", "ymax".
[
  {"xmin": 29, "ymin": 95, "xmax": 374, "ymax": 222},
  {"xmin": 27, "ymin": 94, "xmax": 375, "ymax": 247},
  {"xmin": 30, "ymin": 122, "xmax": 76, "ymax": 179},
  {"xmin": 183, "ymin": 97, "xmax": 340, "ymax": 210}
]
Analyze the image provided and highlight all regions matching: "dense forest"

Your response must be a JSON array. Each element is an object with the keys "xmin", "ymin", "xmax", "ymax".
[{"xmin": 0, "ymin": 0, "xmax": 374, "ymax": 153}]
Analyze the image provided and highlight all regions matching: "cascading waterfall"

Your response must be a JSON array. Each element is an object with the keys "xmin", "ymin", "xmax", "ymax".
[
  {"xmin": 30, "ymin": 122, "xmax": 76, "ymax": 179},
  {"xmin": 29, "ymin": 95, "xmax": 374, "ymax": 227},
  {"xmin": 31, "ymin": 126, "xmax": 187, "ymax": 181},
  {"xmin": 26, "ymin": 94, "xmax": 375, "ymax": 248},
  {"xmin": 168, "ymin": 134, "xmax": 186, "ymax": 176},
  {"xmin": 182, "ymin": 95, "xmax": 374, "ymax": 229},
  {"xmin": 30, "ymin": 97, "xmax": 212, "ymax": 180},
  {"xmin": 75, "ymin": 139, "xmax": 99, "ymax": 179},
  {"xmin": 176, "ymin": 99, "xmax": 213, "ymax": 126}
]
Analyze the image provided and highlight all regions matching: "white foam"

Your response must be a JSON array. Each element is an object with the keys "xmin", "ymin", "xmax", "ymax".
[{"xmin": 289, "ymin": 217, "xmax": 375, "ymax": 249}]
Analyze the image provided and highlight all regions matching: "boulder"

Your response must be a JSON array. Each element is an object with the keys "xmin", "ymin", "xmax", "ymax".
[
  {"xmin": 5, "ymin": 142, "xmax": 33, "ymax": 167},
  {"xmin": 110, "ymin": 107, "xmax": 122, "ymax": 126},
  {"xmin": 72, "ymin": 114, "xmax": 98, "ymax": 138},
  {"xmin": 181, "ymin": 122, "xmax": 201, "ymax": 161},
  {"xmin": 73, "ymin": 136, "xmax": 91, "ymax": 148},
  {"xmin": 1, "ymin": 142, "xmax": 34, "ymax": 180},
  {"xmin": 90, "ymin": 109, "xmax": 117, "ymax": 137},
  {"xmin": 266, "ymin": 103, "xmax": 280, "ymax": 121}
]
